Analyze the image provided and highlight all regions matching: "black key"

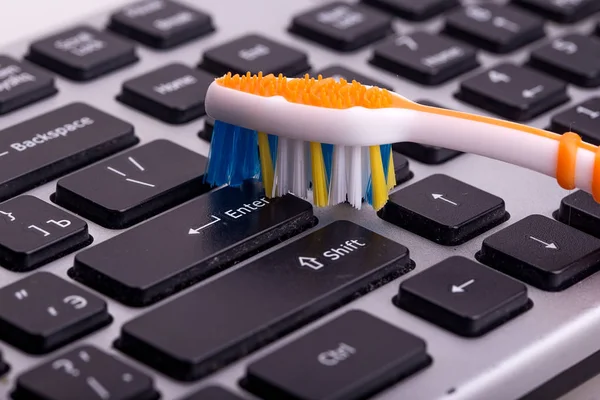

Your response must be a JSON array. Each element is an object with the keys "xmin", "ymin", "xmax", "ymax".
[
  {"xmin": 0, "ymin": 55, "xmax": 57, "ymax": 115},
  {"xmin": 199, "ymin": 116, "xmax": 214, "ymax": 141},
  {"xmin": 370, "ymin": 32, "xmax": 479, "ymax": 85},
  {"xmin": 444, "ymin": 4, "xmax": 545, "ymax": 53},
  {"xmin": 0, "ymin": 195, "xmax": 91, "ymax": 271},
  {"xmin": 528, "ymin": 34, "xmax": 600, "ymax": 87},
  {"xmin": 316, "ymin": 65, "xmax": 391, "ymax": 89},
  {"xmin": 55, "ymin": 140, "xmax": 209, "ymax": 229},
  {"xmin": 0, "ymin": 350, "xmax": 9, "ymax": 377},
  {"xmin": 393, "ymin": 100, "xmax": 462, "ymax": 165},
  {"xmin": 70, "ymin": 182, "xmax": 315, "ymax": 306},
  {"xmin": 108, "ymin": 0, "xmax": 214, "ymax": 49},
  {"xmin": 199, "ymin": 34, "xmax": 310, "ymax": 77},
  {"xmin": 0, "ymin": 272, "xmax": 111, "ymax": 354},
  {"xmin": 242, "ymin": 310, "xmax": 431, "ymax": 400},
  {"xmin": 555, "ymin": 190, "xmax": 600, "ymax": 238},
  {"xmin": 115, "ymin": 220, "xmax": 412, "ymax": 381},
  {"xmin": 379, "ymin": 174, "xmax": 508, "ymax": 245},
  {"xmin": 393, "ymin": 152, "xmax": 412, "ymax": 186},
  {"xmin": 549, "ymin": 98, "xmax": 600, "ymax": 144},
  {"xmin": 477, "ymin": 214, "xmax": 600, "ymax": 291},
  {"xmin": 289, "ymin": 2, "xmax": 392, "ymax": 52},
  {"xmin": 395, "ymin": 256, "xmax": 531, "ymax": 337},
  {"xmin": 12, "ymin": 345, "xmax": 159, "ymax": 400},
  {"xmin": 455, "ymin": 63, "xmax": 569, "ymax": 121},
  {"xmin": 513, "ymin": 0, "xmax": 600, "ymax": 23},
  {"xmin": 181, "ymin": 387, "xmax": 245, "ymax": 400},
  {"xmin": 0, "ymin": 102, "xmax": 137, "ymax": 201},
  {"xmin": 361, "ymin": 0, "xmax": 459, "ymax": 21},
  {"xmin": 25, "ymin": 26, "xmax": 138, "ymax": 81},
  {"xmin": 117, "ymin": 63, "xmax": 214, "ymax": 124}
]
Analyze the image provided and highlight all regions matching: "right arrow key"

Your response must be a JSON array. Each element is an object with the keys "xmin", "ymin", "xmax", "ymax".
[{"xmin": 477, "ymin": 214, "xmax": 600, "ymax": 291}]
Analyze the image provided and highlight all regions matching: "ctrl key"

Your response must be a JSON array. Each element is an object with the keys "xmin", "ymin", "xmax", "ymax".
[{"xmin": 242, "ymin": 310, "xmax": 432, "ymax": 400}]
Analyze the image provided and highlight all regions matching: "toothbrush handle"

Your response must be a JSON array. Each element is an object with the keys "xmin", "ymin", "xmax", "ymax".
[{"xmin": 406, "ymin": 106, "xmax": 600, "ymax": 200}]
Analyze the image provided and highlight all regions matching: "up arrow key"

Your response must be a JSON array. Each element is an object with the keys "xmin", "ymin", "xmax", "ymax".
[{"xmin": 298, "ymin": 256, "xmax": 324, "ymax": 270}]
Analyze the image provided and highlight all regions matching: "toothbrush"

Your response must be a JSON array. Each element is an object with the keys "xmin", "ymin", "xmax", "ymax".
[{"xmin": 203, "ymin": 72, "xmax": 600, "ymax": 211}]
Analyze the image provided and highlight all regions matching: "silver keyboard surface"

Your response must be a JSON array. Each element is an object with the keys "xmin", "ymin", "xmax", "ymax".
[{"xmin": 0, "ymin": 0, "xmax": 599, "ymax": 399}]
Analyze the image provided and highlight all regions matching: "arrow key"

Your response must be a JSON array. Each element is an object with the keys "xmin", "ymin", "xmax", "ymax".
[
  {"xmin": 549, "ymin": 98, "xmax": 600, "ymax": 145},
  {"xmin": 379, "ymin": 174, "xmax": 508, "ymax": 245},
  {"xmin": 477, "ymin": 214, "xmax": 600, "ymax": 291},
  {"xmin": 395, "ymin": 256, "xmax": 531, "ymax": 337}
]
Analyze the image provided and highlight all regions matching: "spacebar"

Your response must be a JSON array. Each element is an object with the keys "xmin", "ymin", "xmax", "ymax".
[{"xmin": 115, "ymin": 220, "xmax": 413, "ymax": 381}]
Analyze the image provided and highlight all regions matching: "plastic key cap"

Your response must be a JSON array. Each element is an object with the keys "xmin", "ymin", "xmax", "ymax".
[
  {"xmin": 0, "ymin": 102, "xmax": 138, "ymax": 202},
  {"xmin": 108, "ymin": 0, "xmax": 214, "ymax": 49},
  {"xmin": 361, "ymin": 0, "xmax": 459, "ymax": 21},
  {"xmin": 455, "ymin": 63, "xmax": 569, "ymax": 121},
  {"xmin": 181, "ymin": 387, "xmax": 245, "ymax": 400},
  {"xmin": 395, "ymin": 256, "xmax": 532, "ymax": 337},
  {"xmin": 114, "ymin": 220, "xmax": 412, "ymax": 381},
  {"xmin": 0, "ymin": 351, "xmax": 8, "ymax": 378},
  {"xmin": 242, "ymin": 310, "xmax": 432, "ymax": 400},
  {"xmin": 0, "ymin": 272, "xmax": 112, "ymax": 354},
  {"xmin": 477, "ymin": 214, "xmax": 600, "ymax": 291},
  {"xmin": 370, "ymin": 32, "xmax": 479, "ymax": 85},
  {"xmin": 378, "ymin": 174, "xmax": 508, "ymax": 245},
  {"xmin": 199, "ymin": 34, "xmax": 310, "ymax": 77},
  {"xmin": 549, "ymin": 98, "xmax": 600, "ymax": 144},
  {"xmin": 25, "ymin": 26, "xmax": 138, "ymax": 81},
  {"xmin": 70, "ymin": 181, "xmax": 315, "ymax": 306},
  {"xmin": 12, "ymin": 345, "xmax": 159, "ymax": 400},
  {"xmin": 0, "ymin": 195, "xmax": 91, "ymax": 271},
  {"xmin": 513, "ymin": 0, "xmax": 600, "ymax": 23},
  {"xmin": 528, "ymin": 34, "xmax": 600, "ymax": 87},
  {"xmin": 444, "ymin": 4, "xmax": 545, "ymax": 53},
  {"xmin": 289, "ymin": 2, "xmax": 392, "ymax": 51},
  {"xmin": 0, "ymin": 55, "xmax": 57, "ymax": 115},
  {"xmin": 117, "ymin": 63, "xmax": 214, "ymax": 124},
  {"xmin": 555, "ymin": 190, "xmax": 600, "ymax": 238},
  {"xmin": 55, "ymin": 140, "xmax": 210, "ymax": 228}
]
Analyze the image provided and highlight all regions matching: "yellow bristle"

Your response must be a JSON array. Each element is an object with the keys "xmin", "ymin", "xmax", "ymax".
[
  {"xmin": 310, "ymin": 142, "xmax": 328, "ymax": 207},
  {"xmin": 369, "ymin": 146, "xmax": 388, "ymax": 210},
  {"xmin": 387, "ymin": 151, "xmax": 396, "ymax": 191},
  {"xmin": 257, "ymin": 132, "xmax": 275, "ymax": 197}
]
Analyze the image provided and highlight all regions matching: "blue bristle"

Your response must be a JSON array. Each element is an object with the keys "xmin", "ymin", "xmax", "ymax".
[
  {"xmin": 268, "ymin": 134, "xmax": 279, "ymax": 165},
  {"xmin": 204, "ymin": 120, "xmax": 235, "ymax": 186},
  {"xmin": 321, "ymin": 143, "xmax": 334, "ymax": 185},
  {"xmin": 228, "ymin": 126, "xmax": 260, "ymax": 186}
]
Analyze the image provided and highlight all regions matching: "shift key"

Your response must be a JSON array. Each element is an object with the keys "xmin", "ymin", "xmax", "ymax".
[
  {"xmin": 0, "ymin": 102, "xmax": 138, "ymax": 201},
  {"xmin": 115, "ymin": 220, "xmax": 412, "ymax": 381},
  {"xmin": 70, "ymin": 182, "xmax": 316, "ymax": 306}
]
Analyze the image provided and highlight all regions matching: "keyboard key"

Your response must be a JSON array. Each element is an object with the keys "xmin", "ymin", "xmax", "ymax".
[
  {"xmin": 0, "ymin": 102, "xmax": 137, "ymax": 201},
  {"xmin": 379, "ymin": 174, "xmax": 508, "ymax": 245},
  {"xmin": 513, "ymin": 0, "xmax": 600, "ymax": 23},
  {"xmin": 393, "ymin": 152, "xmax": 412, "ymax": 186},
  {"xmin": 108, "ymin": 0, "xmax": 214, "ymax": 49},
  {"xmin": 199, "ymin": 34, "xmax": 310, "ymax": 77},
  {"xmin": 117, "ymin": 63, "xmax": 214, "ymax": 124},
  {"xmin": 0, "ymin": 55, "xmax": 57, "ymax": 115},
  {"xmin": 0, "ymin": 195, "xmax": 91, "ymax": 271},
  {"xmin": 199, "ymin": 116, "xmax": 214, "ymax": 141},
  {"xmin": 12, "ymin": 345, "xmax": 159, "ymax": 400},
  {"xmin": 55, "ymin": 140, "xmax": 209, "ymax": 229},
  {"xmin": 26, "ymin": 26, "xmax": 138, "ymax": 81},
  {"xmin": 182, "ymin": 387, "xmax": 245, "ymax": 400},
  {"xmin": 242, "ymin": 310, "xmax": 431, "ymax": 400},
  {"xmin": 316, "ymin": 65, "xmax": 391, "ymax": 89},
  {"xmin": 395, "ymin": 256, "xmax": 531, "ymax": 336},
  {"xmin": 0, "ymin": 350, "xmax": 8, "ymax": 377},
  {"xmin": 370, "ymin": 32, "xmax": 479, "ymax": 85},
  {"xmin": 455, "ymin": 63, "xmax": 569, "ymax": 121},
  {"xmin": 549, "ymin": 98, "xmax": 600, "ymax": 144},
  {"xmin": 444, "ymin": 4, "xmax": 545, "ymax": 53},
  {"xmin": 0, "ymin": 272, "xmax": 111, "ymax": 354},
  {"xmin": 528, "ymin": 34, "xmax": 600, "ymax": 87},
  {"xmin": 289, "ymin": 2, "xmax": 392, "ymax": 52},
  {"xmin": 556, "ymin": 190, "xmax": 600, "ymax": 238},
  {"xmin": 393, "ymin": 100, "xmax": 462, "ymax": 165},
  {"xmin": 70, "ymin": 182, "xmax": 315, "ymax": 306},
  {"xmin": 478, "ymin": 214, "xmax": 600, "ymax": 291},
  {"xmin": 361, "ymin": 0, "xmax": 459, "ymax": 21},
  {"xmin": 115, "ymin": 220, "xmax": 412, "ymax": 381}
]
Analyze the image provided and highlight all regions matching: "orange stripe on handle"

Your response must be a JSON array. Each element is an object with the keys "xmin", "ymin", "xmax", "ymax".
[
  {"xmin": 557, "ymin": 132, "xmax": 581, "ymax": 190},
  {"xmin": 594, "ymin": 147, "xmax": 600, "ymax": 202}
]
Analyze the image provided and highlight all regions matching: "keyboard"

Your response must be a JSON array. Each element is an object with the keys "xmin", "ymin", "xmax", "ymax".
[{"xmin": 1, "ymin": 0, "xmax": 600, "ymax": 399}]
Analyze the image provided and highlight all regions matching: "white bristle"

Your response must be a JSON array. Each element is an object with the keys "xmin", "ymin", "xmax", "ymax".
[
  {"xmin": 274, "ymin": 137, "xmax": 289, "ymax": 197},
  {"xmin": 329, "ymin": 145, "xmax": 347, "ymax": 205},
  {"xmin": 347, "ymin": 146, "xmax": 363, "ymax": 209},
  {"xmin": 292, "ymin": 139, "xmax": 308, "ymax": 199}
]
